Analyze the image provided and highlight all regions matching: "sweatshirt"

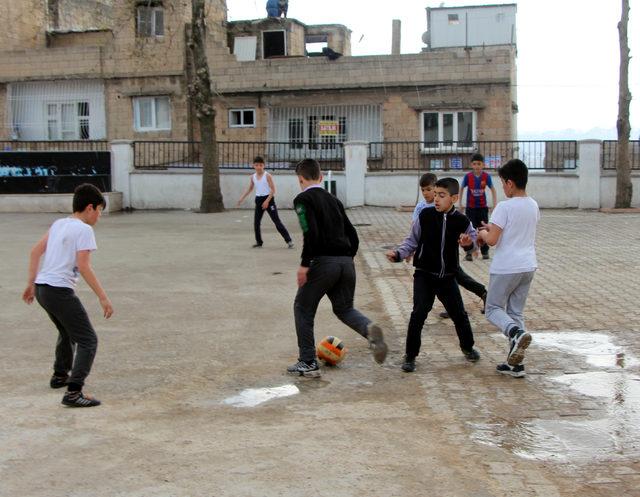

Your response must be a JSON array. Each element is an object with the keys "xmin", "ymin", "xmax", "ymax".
[
  {"xmin": 293, "ymin": 185, "xmax": 358, "ymax": 267},
  {"xmin": 394, "ymin": 206, "xmax": 477, "ymax": 277}
]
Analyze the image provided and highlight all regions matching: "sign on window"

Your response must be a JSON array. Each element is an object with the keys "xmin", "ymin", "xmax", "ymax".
[{"xmin": 318, "ymin": 120, "xmax": 339, "ymax": 136}]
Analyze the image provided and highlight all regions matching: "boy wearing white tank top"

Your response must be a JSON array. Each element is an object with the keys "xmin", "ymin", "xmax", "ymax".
[{"xmin": 236, "ymin": 156, "xmax": 294, "ymax": 249}]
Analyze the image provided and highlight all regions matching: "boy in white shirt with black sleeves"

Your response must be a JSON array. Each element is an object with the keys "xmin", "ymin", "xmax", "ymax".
[{"xmin": 478, "ymin": 159, "xmax": 540, "ymax": 378}]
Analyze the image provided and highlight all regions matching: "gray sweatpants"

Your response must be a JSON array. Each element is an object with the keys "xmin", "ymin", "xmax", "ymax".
[
  {"xmin": 294, "ymin": 256, "xmax": 371, "ymax": 362},
  {"xmin": 35, "ymin": 284, "xmax": 98, "ymax": 388},
  {"xmin": 485, "ymin": 271, "xmax": 535, "ymax": 337}
]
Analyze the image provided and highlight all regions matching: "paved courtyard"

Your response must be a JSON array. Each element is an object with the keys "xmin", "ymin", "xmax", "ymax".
[{"xmin": 1, "ymin": 207, "xmax": 639, "ymax": 497}]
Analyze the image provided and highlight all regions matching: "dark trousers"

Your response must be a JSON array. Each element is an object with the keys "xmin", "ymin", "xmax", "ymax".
[
  {"xmin": 254, "ymin": 195, "xmax": 291, "ymax": 245},
  {"xmin": 35, "ymin": 284, "xmax": 98, "ymax": 388},
  {"xmin": 466, "ymin": 207, "xmax": 489, "ymax": 256},
  {"xmin": 405, "ymin": 271, "xmax": 475, "ymax": 359},
  {"xmin": 294, "ymin": 256, "xmax": 371, "ymax": 362},
  {"xmin": 456, "ymin": 266, "xmax": 486, "ymax": 298}
]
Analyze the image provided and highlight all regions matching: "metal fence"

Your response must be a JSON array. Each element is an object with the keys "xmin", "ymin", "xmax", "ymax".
[
  {"xmin": 601, "ymin": 140, "xmax": 640, "ymax": 170},
  {"xmin": 0, "ymin": 140, "xmax": 109, "ymax": 152},
  {"xmin": 367, "ymin": 141, "xmax": 578, "ymax": 171},
  {"xmin": 133, "ymin": 141, "xmax": 345, "ymax": 170}
]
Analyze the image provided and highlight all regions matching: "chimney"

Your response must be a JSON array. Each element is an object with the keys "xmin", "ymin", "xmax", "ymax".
[{"xmin": 392, "ymin": 19, "xmax": 401, "ymax": 55}]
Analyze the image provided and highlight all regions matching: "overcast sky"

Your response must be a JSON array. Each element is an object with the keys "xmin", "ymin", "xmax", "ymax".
[{"xmin": 227, "ymin": 0, "xmax": 639, "ymax": 138}]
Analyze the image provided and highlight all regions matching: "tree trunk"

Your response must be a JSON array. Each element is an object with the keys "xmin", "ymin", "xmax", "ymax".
[
  {"xmin": 615, "ymin": 0, "xmax": 632, "ymax": 208},
  {"xmin": 188, "ymin": 0, "xmax": 224, "ymax": 213}
]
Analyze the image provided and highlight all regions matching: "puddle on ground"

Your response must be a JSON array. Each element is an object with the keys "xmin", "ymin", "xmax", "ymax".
[
  {"xmin": 534, "ymin": 331, "xmax": 639, "ymax": 369},
  {"xmin": 470, "ymin": 415, "xmax": 640, "ymax": 463},
  {"xmin": 222, "ymin": 384, "xmax": 299, "ymax": 408},
  {"xmin": 470, "ymin": 331, "xmax": 640, "ymax": 463}
]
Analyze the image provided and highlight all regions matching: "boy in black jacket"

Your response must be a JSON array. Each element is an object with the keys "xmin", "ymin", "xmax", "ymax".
[
  {"xmin": 287, "ymin": 159, "xmax": 388, "ymax": 377},
  {"xmin": 386, "ymin": 177, "xmax": 480, "ymax": 372}
]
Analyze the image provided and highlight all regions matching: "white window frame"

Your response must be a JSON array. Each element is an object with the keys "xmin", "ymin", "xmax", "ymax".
[
  {"xmin": 229, "ymin": 108, "xmax": 256, "ymax": 128},
  {"xmin": 45, "ymin": 101, "xmax": 91, "ymax": 140},
  {"xmin": 133, "ymin": 96, "xmax": 171, "ymax": 132},
  {"xmin": 420, "ymin": 110, "xmax": 477, "ymax": 151},
  {"xmin": 136, "ymin": 5, "xmax": 164, "ymax": 38}
]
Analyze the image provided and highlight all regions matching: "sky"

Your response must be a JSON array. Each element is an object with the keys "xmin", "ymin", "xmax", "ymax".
[{"xmin": 227, "ymin": 0, "xmax": 640, "ymax": 139}]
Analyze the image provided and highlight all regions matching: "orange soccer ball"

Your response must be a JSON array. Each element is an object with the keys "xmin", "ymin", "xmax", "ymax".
[{"xmin": 317, "ymin": 336, "xmax": 347, "ymax": 366}]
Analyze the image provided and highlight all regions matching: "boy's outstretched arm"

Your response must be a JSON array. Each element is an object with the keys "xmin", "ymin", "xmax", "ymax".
[
  {"xmin": 458, "ymin": 221, "xmax": 478, "ymax": 252},
  {"xmin": 458, "ymin": 185, "xmax": 467, "ymax": 212},
  {"xmin": 76, "ymin": 250, "xmax": 113, "ymax": 318},
  {"xmin": 22, "ymin": 232, "xmax": 48, "ymax": 304},
  {"xmin": 235, "ymin": 176, "xmax": 254, "ymax": 207},
  {"xmin": 478, "ymin": 221, "xmax": 502, "ymax": 247},
  {"xmin": 385, "ymin": 221, "xmax": 420, "ymax": 262},
  {"xmin": 262, "ymin": 174, "xmax": 276, "ymax": 210}
]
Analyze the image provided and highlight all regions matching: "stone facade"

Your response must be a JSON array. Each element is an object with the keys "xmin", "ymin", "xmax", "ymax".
[{"xmin": 0, "ymin": 0, "xmax": 516, "ymax": 145}]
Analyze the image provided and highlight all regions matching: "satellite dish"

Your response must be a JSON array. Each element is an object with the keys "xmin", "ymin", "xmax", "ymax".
[{"xmin": 421, "ymin": 31, "xmax": 430, "ymax": 45}]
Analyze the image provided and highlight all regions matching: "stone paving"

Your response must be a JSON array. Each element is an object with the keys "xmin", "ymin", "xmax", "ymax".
[{"xmin": 349, "ymin": 207, "xmax": 640, "ymax": 497}]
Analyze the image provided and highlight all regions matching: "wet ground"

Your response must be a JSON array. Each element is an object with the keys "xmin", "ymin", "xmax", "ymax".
[{"xmin": 1, "ymin": 208, "xmax": 639, "ymax": 496}]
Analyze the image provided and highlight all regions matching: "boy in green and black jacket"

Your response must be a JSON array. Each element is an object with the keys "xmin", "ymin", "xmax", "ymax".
[{"xmin": 286, "ymin": 159, "xmax": 387, "ymax": 377}]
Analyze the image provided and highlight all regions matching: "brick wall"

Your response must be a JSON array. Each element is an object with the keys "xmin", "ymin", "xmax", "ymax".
[
  {"xmin": 106, "ymin": 76, "xmax": 190, "ymax": 141},
  {"xmin": 4, "ymin": 0, "xmax": 48, "ymax": 50}
]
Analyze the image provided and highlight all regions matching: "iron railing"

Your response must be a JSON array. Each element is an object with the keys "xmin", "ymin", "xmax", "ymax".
[
  {"xmin": 367, "ymin": 141, "xmax": 578, "ymax": 171},
  {"xmin": 601, "ymin": 140, "xmax": 640, "ymax": 170},
  {"xmin": 0, "ymin": 140, "xmax": 109, "ymax": 152},
  {"xmin": 133, "ymin": 141, "xmax": 345, "ymax": 170}
]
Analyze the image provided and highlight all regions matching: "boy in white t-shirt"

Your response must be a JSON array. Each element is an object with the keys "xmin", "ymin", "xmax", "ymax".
[
  {"xmin": 478, "ymin": 159, "xmax": 539, "ymax": 378},
  {"xmin": 22, "ymin": 184, "xmax": 113, "ymax": 407}
]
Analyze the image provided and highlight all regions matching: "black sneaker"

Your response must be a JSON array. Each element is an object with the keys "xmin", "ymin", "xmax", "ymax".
[
  {"xmin": 252, "ymin": 243, "xmax": 263, "ymax": 248},
  {"xmin": 50, "ymin": 374, "xmax": 69, "ymax": 389},
  {"xmin": 480, "ymin": 291, "xmax": 487, "ymax": 315},
  {"xmin": 482, "ymin": 253, "xmax": 490, "ymax": 260},
  {"xmin": 462, "ymin": 348, "xmax": 481, "ymax": 362},
  {"xmin": 287, "ymin": 360, "xmax": 321, "ymax": 377},
  {"xmin": 401, "ymin": 357, "xmax": 416, "ymax": 372},
  {"xmin": 507, "ymin": 329, "xmax": 532, "ymax": 366},
  {"xmin": 439, "ymin": 311, "xmax": 450, "ymax": 319},
  {"xmin": 367, "ymin": 323, "xmax": 388, "ymax": 364},
  {"xmin": 496, "ymin": 363, "xmax": 525, "ymax": 378},
  {"xmin": 287, "ymin": 241, "xmax": 295, "ymax": 249},
  {"xmin": 464, "ymin": 253, "xmax": 473, "ymax": 262},
  {"xmin": 61, "ymin": 391, "xmax": 101, "ymax": 407}
]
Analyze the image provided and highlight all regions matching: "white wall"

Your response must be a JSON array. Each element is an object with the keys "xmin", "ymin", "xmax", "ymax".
[
  {"xmin": 126, "ymin": 169, "xmax": 604, "ymax": 211},
  {"xmin": 600, "ymin": 173, "xmax": 640, "ymax": 208},
  {"xmin": 129, "ymin": 169, "xmax": 348, "ymax": 210}
]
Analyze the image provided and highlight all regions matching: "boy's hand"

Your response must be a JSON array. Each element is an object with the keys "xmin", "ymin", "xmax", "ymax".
[
  {"xmin": 478, "ymin": 221, "xmax": 490, "ymax": 232},
  {"xmin": 297, "ymin": 266, "xmax": 309, "ymax": 287},
  {"xmin": 261, "ymin": 199, "xmax": 270, "ymax": 210},
  {"xmin": 100, "ymin": 297, "xmax": 114, "ymax": 319},
  {"xmin": 458, "ymin": 233, "xmax": 472, "ymax": 246},
  {"xmin": 235, "ymin": 200, "xmax": 242, "ymax": 207},
  {"xmin": 385, "ymin": 250, "xmax": 397, "ymax": 262},
  {"xmin": 22, "ymin": 284, "xmax": 35, "ymax": 304}
]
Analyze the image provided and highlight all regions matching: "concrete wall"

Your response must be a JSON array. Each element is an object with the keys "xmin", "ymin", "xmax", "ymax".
[
  {"xmin": 123, "ymin": 169, "xmax": 640, "ymax": 211},
  {"xmin": 0, "ymin": 191, "xmax": 122, "ymax": 213},
  {"xmin": 128, "ymin": 169, "xmax": 337, "ymax": 210}
]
